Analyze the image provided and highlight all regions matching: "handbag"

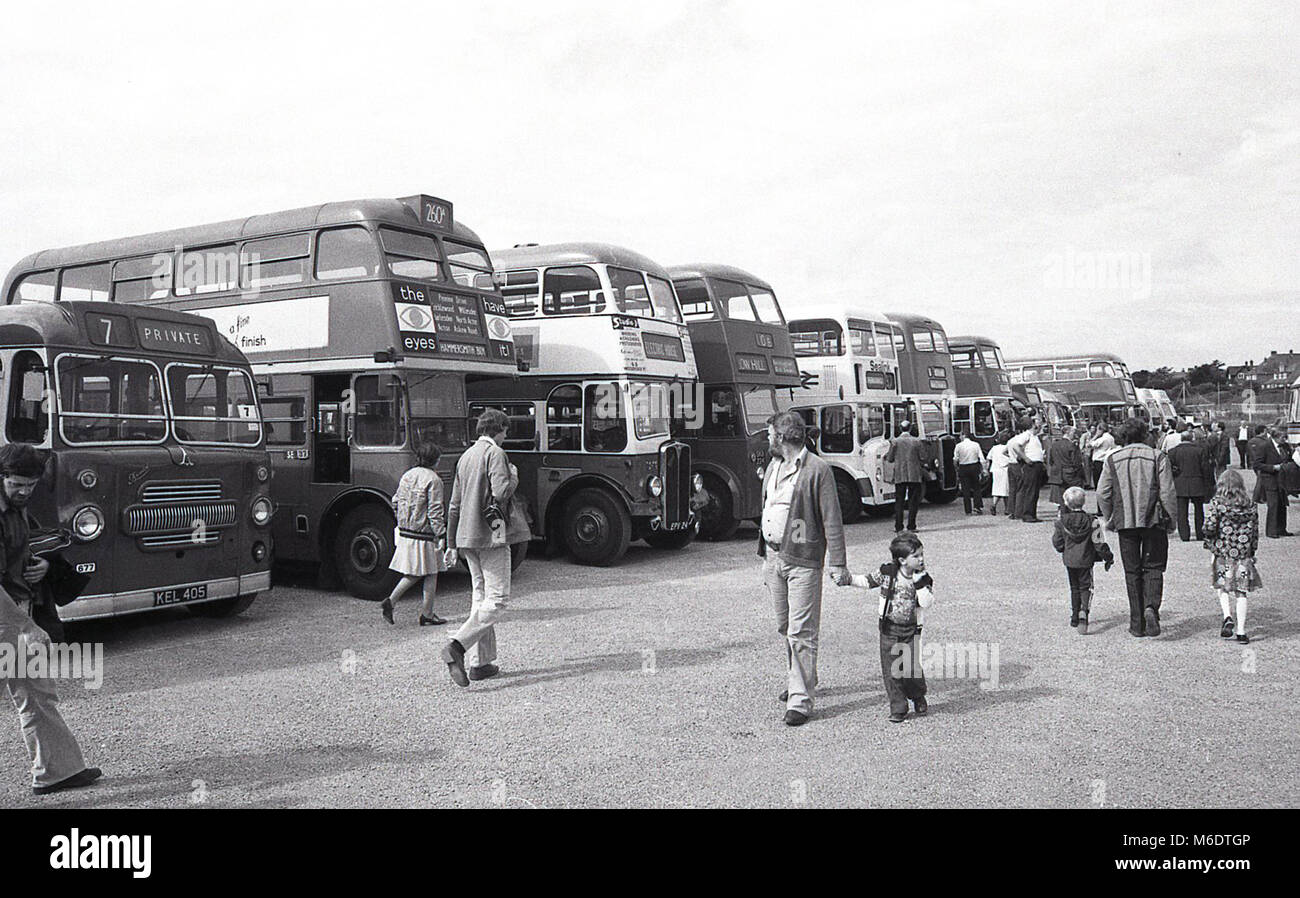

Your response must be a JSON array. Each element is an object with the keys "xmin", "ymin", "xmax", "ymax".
[
  {"xmin": 480, "ymin": 446, "xmax": 508, "ymax": 546},
  {"xmin": 1149, "ymin": 451, "xmax": 1173, "ymax": 531}
]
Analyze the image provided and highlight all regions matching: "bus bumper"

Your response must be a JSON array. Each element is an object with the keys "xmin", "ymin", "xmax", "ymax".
[{"xmin": 57, "ymin": 571, "xmax": 273, "ymax": 622}]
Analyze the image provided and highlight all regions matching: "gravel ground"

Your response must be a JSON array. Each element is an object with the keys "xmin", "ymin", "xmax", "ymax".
[{"xmin": 4, "ymin": 479, "xmax": 1297, "ymax": 809}]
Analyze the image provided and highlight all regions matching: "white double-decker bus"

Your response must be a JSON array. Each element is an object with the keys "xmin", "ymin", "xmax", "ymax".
[
  {"xmin": 785, "ymin": 305, "xmax": 910, "ymax": 523},
  {"xmin": 466, "ymin": 243, "xmax": 702, "ymax": 566}
]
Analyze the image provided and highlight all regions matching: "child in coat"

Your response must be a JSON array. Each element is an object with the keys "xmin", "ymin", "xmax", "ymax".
[
  {"xmin": 1201, "ymin": 469, "xmax": 1263, "ymax": 643},
  {"xmin": 1051, "ymin": 486, "xmax": 1114, "ymax": 634}
]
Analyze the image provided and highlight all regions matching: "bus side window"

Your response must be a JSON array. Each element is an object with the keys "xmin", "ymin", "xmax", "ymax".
[
  {"xmin": 12, "ymin": 271, "xmax": 57, "ymax": 304},
  {"xmin": 352, "ymin": 374, "xmax": 405, "ymax": 446},
  {"xmin": 543, "ymin": 266, "xmax": 605, "ymax": 316},
  {"xmin": 584, "ymin": 383, "xmax": 627, "ymax": 453},
  {"xmin": 973, "ymin": 401, "xmax": 996, "ymax": 437},
  {"xmin": 857, "ymin": 404, "xmax": 885, "ymax": 443},
  {"xmin": 501, "ymin": 269, "xmax": 540, "ymax": 318},
  {"xmin": 952, "ymin": 401, "xmax": 972, "ymax": 436},
  {"xmin": 316, "ymin": 227, "xmax": 381, "ymax": 281},
  {"xmin": 59, "ymin": 264, "xmax": 112, "ymax": 302},
  {"xmin": 545, "ymin": 384, "xmax": 582, "ymax": 451},
  {"xmin": 263, "ymin": 396, "xmax": 308, "ymax": 445},
  {"xmin": 5, "ymin": 352, "xmax": 50, "ymax": 445},
  {"xmin": 703, "ymin": 387, "xmax": 739, "ymax": 438},
  {"xmin": 820, "ymin": 405, "xmax": 853, "ymax": 454},
  {"xmin": 673, "ymin": 278, "xmax": 714, "ymax": 320}
]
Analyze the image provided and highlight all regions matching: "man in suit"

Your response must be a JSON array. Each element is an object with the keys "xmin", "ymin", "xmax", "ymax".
[
  {"xmin": 1045, "ymin": 425, "xmax": 1086, "ymax": 510},
  {"xmin": 1250, "ymin": 426, "xmax": 1292, "ymax": 538},
  {"xmin": 1168, "ymin": 433, "xmax": 1214, "ymax": 541},
  {"xmin": 885, "ymin": 420, "xmax": 926, "ymax": 532},
  {"xmin": 1210, "ymin": 422, "xmax": 1232, "ymax": 482}
]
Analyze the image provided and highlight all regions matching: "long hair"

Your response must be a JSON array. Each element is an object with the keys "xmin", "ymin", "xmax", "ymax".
[{"xmin": 1213, "ymin": 468, "xmax": 1252, "ymax": 509}]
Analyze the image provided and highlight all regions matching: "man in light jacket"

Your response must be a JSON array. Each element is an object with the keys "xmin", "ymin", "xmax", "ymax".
[
  {"xmin": 758, "ymin": 412, "xmax": 849, "ymax": 726},
  {"xmin": 440, "ymin": 409, "xmax": 528, "ymax": 686},
  {"xmin": 885, "ymin": 421, "xmax": 926, "ymax": 532},
  {"xmin": 1097, "ymin": 418, "xmax": 1178, "ymax": 637}
]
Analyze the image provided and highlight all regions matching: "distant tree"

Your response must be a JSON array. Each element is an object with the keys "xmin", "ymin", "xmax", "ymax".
[{"xmin": 1187, "ymin": 360, "xmax": 1228, "ymax": 387}]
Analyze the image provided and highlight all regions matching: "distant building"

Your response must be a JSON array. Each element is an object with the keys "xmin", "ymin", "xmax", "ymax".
[{"xmin": 1230, "ymin": 350, "xmax": 1298, "ymax": 391}]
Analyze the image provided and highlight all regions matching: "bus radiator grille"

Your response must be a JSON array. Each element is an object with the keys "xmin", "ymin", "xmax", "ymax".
[
  {"xmin": 124, "ymin": 501, "xmax": 238, "ymax": 536},
  {"xmin": 659, "ymin": 441, "xmax": 692, "ymax": 525}
]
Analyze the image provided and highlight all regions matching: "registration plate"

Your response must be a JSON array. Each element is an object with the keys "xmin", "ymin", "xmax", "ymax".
[{"xmin": 153, "ymin": 584, "xmax": 208, "ymax": 607}]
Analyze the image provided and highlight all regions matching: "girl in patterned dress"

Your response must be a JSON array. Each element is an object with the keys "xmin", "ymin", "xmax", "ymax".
[{"xmin": 1201, "ymin": 469, "xmax": 1262, "ymax": 644}]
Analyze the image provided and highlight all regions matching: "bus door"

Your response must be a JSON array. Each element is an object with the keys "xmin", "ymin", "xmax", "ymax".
[
  {"xmin": 257, "ymin": 373, "xmax": 312, "ymax": 558},
  {"xmin": 313, "ymin": 373, "xmax": 351, "ymax": 483}
]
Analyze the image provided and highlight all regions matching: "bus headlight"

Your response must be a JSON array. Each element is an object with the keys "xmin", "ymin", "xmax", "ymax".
[
  {"xmin": 692, "ymin": 474, "xmax": 704, "ymax": 492},
  {"xmin": 255, "ymin": 464, "xmax": 271, "ymax": 483},
  {"xmin": 72, "ymin": 506, "xmax": 105, "ymax": 542},
  {"xmin": 251, "ymin": 497, "xmax": 273, "ymax": 526},
  {"xmin": 646, "ymin": 475, "xmax": 664, "ymax": 498},
  {"xmin": 77, "ymin": 469, "xmax": 98, "ymax": 490}
]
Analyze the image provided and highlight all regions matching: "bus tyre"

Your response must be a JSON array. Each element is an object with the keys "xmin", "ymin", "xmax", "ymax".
[
  {"xmin": 925, "ymin": 485, "xmax": 958, "ymax": 505},
  {"xmin": 834, "ymin": 471, "xmax": 863, "ymax": 524},
  {"xmin": 335, "ymin": 505, "xmax": 400, "ymax": 600},
  {"xmin": 695, "ymin": 475, "xmax": 739, "ymax": 541},
  {"xmin": 188, "ymin": 593, "xmax": 257, "ymax": 618},
  {"xmin": 644, "ymin": 525, "xmax": 695, "ymax": 551},
  {"xmin": 563, "ymin": 488, "xmax": 631, "ymax": 566}
]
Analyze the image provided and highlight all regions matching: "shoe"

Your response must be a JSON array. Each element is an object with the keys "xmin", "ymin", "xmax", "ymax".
[
  {"xmin": 468, "ymin": 663, "xmax": 499, "ymax": 681},
  {"xmin": 783, "ymin": 710, "xmax": 809, "ymax": 727},
  {"xmin": 1220, "ymin": 616, "xmax": 1235, "ymax": 638},
  {"xmin": 778, "ymin": 689, "xmax": 789, "ymax": 703},
  {"xmin": 1078, "ymin": 613, "xmax": 1088, "ymax": 635},
  {"xmin": 1022, "ymin": 517, "xmax": 1042, "ymax": 524},
  {"xmin": 32, "ymin": 767, "xmax": 102, "ymax": 796},
  {"xmin": 419, "ymin": 613, "xmax": 447, "ymax": 626},
  {"xmin": 1144, "ymin": 607, "xmax": 1160, "ymax": 637},
  {"xmin": 380, "ymin": 599, "xmax": 394, "ymax": 625},
  {"xmin": 1129, "ymin": 627, "xmax": 1146, "ymax": 638},
  {"xmin": 440, "ymin": 640, "xmax": 469, "ymax": 687},
  {"xmin": 912, "ymin": 697, "xmax": 928, "ymax": 716},
  {"xmin": 974, "ymin": 509, "xmax": 983, "ymax": 515},
  {"xmin": 888, "ymin": 711, "xmax": 907, "ymax": 723},
  {"xmin": 1236, "ymin": 633, "xmax": 1250, "ymax": 644},
  {"xmin": 1070, "ymin": 617, "xmax": 1079, "ymax": 627}
]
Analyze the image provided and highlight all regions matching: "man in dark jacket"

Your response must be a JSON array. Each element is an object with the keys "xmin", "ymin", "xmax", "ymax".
[
  {"xmin": 1250, "ymin": 427, "xmax": 1291, "ymax": 538},
  {"xmin": 885, "ymin": 421, "xmax": 926, "ymax": 533},
  {"xmin": 1168, "ymin": 435, "xmax": 1214, "ymax": 541},
  {"xmin": 1045, "ymin": 425, "xmax": 1087, "ymax": 510},
  {"xmin": 759, "ymin": 412, "xmax": 849, "ymax": 726}
]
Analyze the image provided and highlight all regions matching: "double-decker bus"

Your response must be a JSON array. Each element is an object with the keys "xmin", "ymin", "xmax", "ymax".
[
  {"xmin": 947, "ymin": 334, "xmax": 1026, "ymax": 452},
  {"xmin": 1007, "ymin": 353, "xmax": 1147, "ymax": 428},
  {"xmin": 1137, "ymin": 387, "xmax": 1179, "ymax": 428},
  {"xmin": 785, "ymin": 305, "xmax": 908, "ymax": 522},
  {"xmin": 1012, "ymin": 384, "xmax": 1077, "ymax": 434},
  {"xmin": 467, "ymin": 243, "xmax": 700, "ymax": 566},
  {"xmin": 666, "ymin": 263, "xmax": 801, "ymax": 540},
  {"xmin": 6, "ymin": 195, "xmax": 521, "ymax": 599},
  {"xmin": 0, "ymin": 297, "xmax": 272, "ymax": 620},
  {"xmin": 884, "ymin": 312, "xmax": 959, "ymax": 501}
]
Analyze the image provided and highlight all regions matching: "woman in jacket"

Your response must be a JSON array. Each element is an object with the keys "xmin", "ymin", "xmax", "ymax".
[
  {"xmin": 380, "ymin": 440, "xmax": 447, "ymax": 626},
  {"xmin": 439, "ymin": 409, "xmax": 530, "ymax": 686}
]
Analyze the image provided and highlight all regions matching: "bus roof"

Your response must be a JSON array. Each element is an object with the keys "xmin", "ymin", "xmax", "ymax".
[
  {"xmin": 491, "ymin": 243, "xmax": 672, "ymax": 279},
  {"xmin": 886, "ymin": 312, "xmax": 949, "ymax": 332},
  {"xmin": 5, "ymin": 196, "xmax": 477, "ymax": 275},
  {"xmin": 666, "ymin": 263, "xmax": 772, "ymax": 291},
  {"xmin": 0, "ymin": 300, "xmax": 249, "ymax": 364},
  {"xmin": 786, "ymin": 303, "xmax": 892, "ymax": 326},
  {"xmin": 1005, "ymin": 352, "xmax": 1129, "ymax": 365},
  {"xmin": 947, "ymin": 335, "xmax": 1002, "ymax": 348}
]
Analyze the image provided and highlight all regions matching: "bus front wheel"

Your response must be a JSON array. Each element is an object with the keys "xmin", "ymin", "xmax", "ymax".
[
  {"xmin": 834, "ymin": 471, "xmax": 863, "ymax": 524},
  {"xmin": 335, "ymin": 505, "xmax": 400, "ymax": 600},
  {"xmin": 563, "ymin": 488, "xmax": 631, "ymax": 566},
  {"xmin": 695, "ymin": 474, "xmax": 739, "ymax": 541},
  {"xmin": 188, "ymin": 593, "xmax": 258, "ymax": 618}
]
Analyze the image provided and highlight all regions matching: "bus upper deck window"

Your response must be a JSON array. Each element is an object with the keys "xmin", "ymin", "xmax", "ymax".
[
  {"xmin": 175, "ymin": 246, "xmax": 238, "ymax": 295},
  {"xmin": 982, "ymin": 345, "xmax": 1005, "ymax": 369},
  {"xmin": 317, "ymin": 227, "xmax": 380, "ymax": 280},
  {"xmin": 748, "ymin": 289, "xmax": 783, "ymax": 325},
  {"xmin": 912, "ymin": 329, "xmax": 935, "ymax": 352},
  {"xmin": 673, "ymin": 278, "xmax": 714, "ymax": 320},
  {"xmin": 1089, "ymin": 361, "xmax": 1116, "ymax": 378},
  {"xmin": 932, "ymin": 330, "xmax": 949, "ymax": 353},
  {"xmin": 501, "ymin": 269, "xmax": 540, "ymax": 318},
  {"xmin": 380, "ymin": 228, "xmax": 442, "ymax": 281},
  {"xmin": 59, "ymin": 264, "xmax": 111, "ymax": 302},
  {"xmin": 849, "ymin": 327, "xmax": 876, "ymax": 356},
  {"xmin": 714, "ymin": 279, "xmax": 756, "ymax": 321},
  {"xmin": 443, "ymin": 239, "xmax": 493, "ymax": 289},
  {"xmin": 241, "ymin": 234, "xmax": 309, "ymax": 290},
  {"xmin": 950, "ymin": 348, "xmax": 975, "ymax": 369},
  {"xmin": 609, "ymin": 267, "xmax": 652, "ymax": 317},
  {"xmin": 543, "ymin": 266, "xmax": 604, "ymax": 315},
  {"xmin": 646, "ymin": 275, "xmax": 682, "ymax": 322},
  {"xmin": 874, "ymin": 323, "xmax": 896, "ymax": 358},
  {"xmin": 113, "ymin": 255, "xmax": 171, "ymax": 302},
  {"xmin": 891, "ymin": 327, "xmax": 906, "ymax": 356},
  {"xmin": 13, "ymin": 271, "xmax": 56, "ymax": 304},
  {"xmin": 6, "ymin": 352, "xmax": 50, "ymax": 444}
]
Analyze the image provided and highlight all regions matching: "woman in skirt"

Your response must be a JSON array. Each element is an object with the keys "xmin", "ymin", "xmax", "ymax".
[{"xmin": 381, "ymin": 440, "xmax": 448, "ymax": 626}]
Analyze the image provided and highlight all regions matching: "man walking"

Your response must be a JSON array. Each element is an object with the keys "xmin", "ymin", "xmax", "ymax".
[
  {"xmin": 1098, "ymin": 419, "xmax": 1177, "ymax": 637},
  {"xmin": 1169, "ymin": 431, "xmax": 1213, "ymax": 541},
  {"xmin": 1008, "ymin": 418, "xmax": 1046, "ymax": 523},
  {"xmin": 1237, "ymin": 421, "xmax": 1251, "ymax": 470},
  {"xmin": 1046, "ymin": 425, "xmax": 1086, "ymax": 511},
  {"xmin": 759, "ymin": 412, "xmax": 849, "ymax": 727},
  {"xmin": 885, "ymin": 421, "xmax": 926, "ymax": 532},
  {"xmin": 0, "ymin": 444, "xmax": 101, "ymax": 795},
  {"xmin": 1250, "ymin": 426, "xmax": 1292, "ymax": 539},
  {"xmin": 953, "ymin": 428, "xmax": 987, "ymax": 515}
]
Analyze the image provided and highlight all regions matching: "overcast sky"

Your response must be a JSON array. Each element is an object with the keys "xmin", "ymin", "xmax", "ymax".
[{"xmin": 2, "ymin": 1, "xmax": 1295, "ymax": 369}]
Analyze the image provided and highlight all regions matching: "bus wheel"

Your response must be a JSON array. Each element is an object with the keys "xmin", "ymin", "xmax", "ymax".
[
  {"xmin": 188, "ymin": 593, "xmax": 258, "ymax": 618},
  {"xmin": 644, "ymin": 525, "xmax": 695, "ymax": 550},
  {"xmin": 335, "ymin": 505, "xmax": 400, "ymax": 600},
  {"xmin": 864, "ymin": 501, "xmax": 894, "ymax": 519},
  {"xmin": 925, "ymin": 485, "xmax": 958, "ymax": 505},
  {"xmin": 695, "ymin": 475, "xmax": 739, "ymax": 541},
  {"xmin": 510, "ymin": 541, "xmax": 529, "ymax": 572},
  {"xmin": 834, "ymin": 471, "xmax": 863, "ymax": 524},
  {"xmin": 564, "ymin": 488, "xmax": 631, "ymax": 566}
]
